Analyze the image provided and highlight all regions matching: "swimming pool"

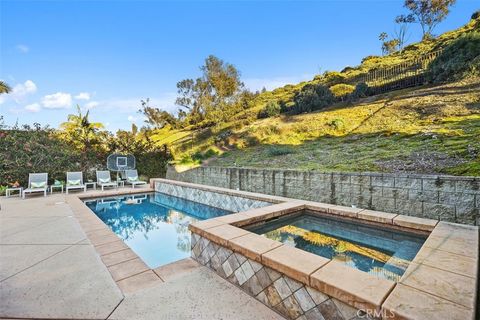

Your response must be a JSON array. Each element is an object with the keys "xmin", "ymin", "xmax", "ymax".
[
  {"xmin": 247, "ymin": 211, "xmax": 427, "ymax": 281},
  {"xmin": 84, "ymin": 192, "xmax": 231, "ymax": 268}
]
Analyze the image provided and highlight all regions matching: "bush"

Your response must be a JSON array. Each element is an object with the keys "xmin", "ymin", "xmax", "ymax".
[
  {"xmin": 330, "ymin": 84, "xmax": 355, "ymax": 101},
  {"xmin": 322, "ymin": 71, "xmax": 347, "ymax": 86},
  {"xmin": 258, "ymin": 100, "xmax": 281, "ymax": 118},
  {"xmin": 350, "ymin": 82, "xmax": 370, "ymax": 100},
  {"xmin": 427, "ymin": 33, "xmax": 480, "ymax": 83},
  {"xmin": 292, "ymin": 84, "xmax": 334, "ymax": 114},
  {"xmin": 472, "ymin": 10, "xmax": 480, "ymax": 20},
  {"xmin": 266, "ymin": 145, "xmax": 294, "ymax": 157},
  {"xmin": 328, "ymin": 118, "xmax": 344, "ymax": 130},
  {"xmin": 0, "ymin": 128, "xmax": 83, "ymax": 186}
]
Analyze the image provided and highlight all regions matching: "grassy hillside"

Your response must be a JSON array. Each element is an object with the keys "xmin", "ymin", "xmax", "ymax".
[
  {"xmin": 151, "ymin": 17, "xmax": 480, "ymax": 176},
  {"xmin": 211, "ymin": 78, "xmax": 480, "ymax": 175}
]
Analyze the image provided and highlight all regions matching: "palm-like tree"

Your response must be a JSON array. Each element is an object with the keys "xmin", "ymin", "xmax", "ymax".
[
  {"xmin": 0, "ymin": 81, "xmax": 12, "ymax": 94},
  {"xmin": 60, "ymin": 105, "xmax": 104, "ymax": 151}
]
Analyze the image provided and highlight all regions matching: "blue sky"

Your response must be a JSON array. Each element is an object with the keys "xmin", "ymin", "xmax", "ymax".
[{"xmin": 1, "ymin": 0, "xmax": 478, "ymax": 132}]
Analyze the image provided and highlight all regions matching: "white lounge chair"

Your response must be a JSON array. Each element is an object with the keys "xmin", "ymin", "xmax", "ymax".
[
  {"xmin": 125, "ymin": 169, "xmax": 147, "ymax": 188},
  {"xmin": 96, "ymin": 170, "xmax": 118, "ymax": 191},
  {"xmin": 65, "ymin": 172, "xmax": 87, "ymax": 194},
  {"xmin": 23, "ymin": 173, "xmax": 48, "ymax": 199}
]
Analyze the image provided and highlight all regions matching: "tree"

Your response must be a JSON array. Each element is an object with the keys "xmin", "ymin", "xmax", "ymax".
[
  {"xmin": 0, "ymin": 81, "xmax": 12, "ymax": 94},
  {"xmin": 138, "ymin": 98, "xmax": 179, "ymax": 129},
  {"xmin": 400, "ymin": 0, "xmax": 456, "ymax": 39},
  {"xmin": 394, "ymin": 14, "xmax": 415, "ymax": 49},
  {"xmin": 379, "ymin": 33, "xmax": 400, "ymax": 55},
  {"xmin": 60, "ymin": 105, "xmax": 105, "ymax": 152},
  {"xmin": 175, "ymin": 55, "xmax": 246, "ymax": 126}
]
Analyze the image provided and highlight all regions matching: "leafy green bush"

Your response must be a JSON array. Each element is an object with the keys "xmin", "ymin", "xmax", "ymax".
[
  {"xmin": 330, "ymin": 84, "xmax": 356, "ymax": 101},
  {"xmin": 258, "ymin": 100, "xmax": 281, "ymax": 118},
  {"xmin": 0, "ymin": 127, "xmax": 83, "ymax": 186},
  {"xmin": 328, "ymin": 118, "xmax": 344, "ymax": 130},
  {"xmin": 292, "ymin": 84, "xmax": 334, "ymax": 114},
  {"xmin": 472, "ymin": 10, "xmax": 480, "ymax": 20},
  {"xmin": 427, "ymin": 33, "xmax": 480, "ymax": 83},
  {"xmin": 349, "ymin": 82, "xmax": 370, "ymax": 101},
  {"xmin": 266, "ymin": 145, "xmax": 294, "ymax": 157}
]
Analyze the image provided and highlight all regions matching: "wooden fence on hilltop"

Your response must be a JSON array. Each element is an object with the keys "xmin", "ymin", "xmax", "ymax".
[{"xmin": 358, "ymin": 50, "xmax": 443, "ymax": 94}]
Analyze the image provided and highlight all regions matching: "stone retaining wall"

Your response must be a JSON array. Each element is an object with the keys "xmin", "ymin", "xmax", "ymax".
[{"xmin": 167, "ymin": 166, "xmax": 480, "ymax": 225}]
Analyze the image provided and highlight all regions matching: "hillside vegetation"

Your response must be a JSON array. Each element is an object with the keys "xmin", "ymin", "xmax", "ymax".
[{"xmin": 151, "ymin": 16, "xmax": 480, "ymax": 176}]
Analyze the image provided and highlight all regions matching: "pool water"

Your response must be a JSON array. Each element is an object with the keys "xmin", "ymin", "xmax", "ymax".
[
  {"xmin": 247, "ymin": 212, "xmax": 427, "ymax": 282},
  {"xmin": 84, "ymin": 192, "xmax": 231, "ymax": 268}
]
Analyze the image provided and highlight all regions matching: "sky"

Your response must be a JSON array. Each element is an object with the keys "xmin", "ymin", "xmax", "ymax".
[{"xmin": 0, "ymin": 0, "xmax": 478, "ymax": 132}]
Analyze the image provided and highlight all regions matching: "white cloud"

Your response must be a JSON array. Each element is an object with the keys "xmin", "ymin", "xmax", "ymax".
[
  {"xmin": 0, "ymin": 80, "xmax": 38, "ymax": 105},
  {"xmin": 74, "ymin": 92, "xmax": 91, "ymax": 100},
  {"xmin": 24, "ymin": 103, "xmax": 41, "ymax": 112},
  {"xmin": 16, "ymin": 44, "xmax": 29, "ymax": 53},
  {"xmin": 85, "ymin": 101, "xmax": 99, "ymax": 109},
  {"xmin": 41, "ymin": 92, "xmax": 72, "ymax": 109}
]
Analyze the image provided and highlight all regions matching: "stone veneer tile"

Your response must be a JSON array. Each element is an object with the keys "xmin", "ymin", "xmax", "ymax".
[
  {"xmin": 393, "ymin": 215, "xmax": 438, "ymax": 231},
  {"xmin": 293, "ymin": 287, "xmax": 316, "ymax": 312},
  {"xmin": 202, "ymin": 224, "xmax": 250, "ymax": 246},
  {"xmin": 399, "ymin": 262, "xmax": 476, "ymax": 309},
  {"xmin": 228, "ymin": 233, "xmax": 283, "ymax": 262},
  {"xmin": 358, "ymin": 209, "xmax": 398, "ymax": 224},
  {"xmin": 413, "ymin": 246, "xmax": 477, "ymax": 278},
  {"xmin": 262, "ymin": 245, "xmax": 329, "ymax": 285},
  {"xmin": 273, "ymin": 277, "xmax": 292, "ymax": 300},
  {"xmin": 382, "ymin": 284, "xmax": 473, "ymax": 320},
  {"xmin": 328, "ymin": 205, "xmax": 362, "ymax": 218},
  {"xmin": 116, "ymin": 270, "xmax": 163, "ymax": 294},
  {"xmin": 310, "ymin": 261, "xmax": 395, "ymax": 312}
]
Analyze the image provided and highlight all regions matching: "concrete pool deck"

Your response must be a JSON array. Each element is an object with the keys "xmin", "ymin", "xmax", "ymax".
[
  {"xmin": 0, "ymin": 189, "xmax": 285, "ymax": 319},
  {"xmin": 1, "ymin": 179, "xmax": 478, "ymax": 320}
]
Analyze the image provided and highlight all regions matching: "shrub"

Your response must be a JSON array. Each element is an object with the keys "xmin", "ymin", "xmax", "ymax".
[
  {"xmin": 329, "ymin": 84, "xmax": 355, "ymax": 101},
  {"xmin": 266, "ymin": 145, "xmax": 294, "ymax": 157},
  {"xmin": 328, "ymin": 118, "xmax": 344, "ymax": 130},
  {"xmin": 322, "ymin": 71, "xmax": 347, "ymax": 86},
  {"xmin": 293, "ymin": 84, "xmax": 334, "ymax": 114},
  {"xmin": 472, "ymin": 10, "xmax": 480, "ymax": 20},
  {"xmin": 350, "ymin": 82, "xmax": 370, "ymax": 100},
  {"xmin": 427, "ymin": 33, "xmax": 480, "ymax": 83},
  {"xmin": 258, "ymin": 100, "xmax": 281, "ymax": 118}
]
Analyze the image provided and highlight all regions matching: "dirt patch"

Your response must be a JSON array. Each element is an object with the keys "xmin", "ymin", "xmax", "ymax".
[{"xmin": 375, "ymin": 151, "xmax": 467, "ymax": 174}]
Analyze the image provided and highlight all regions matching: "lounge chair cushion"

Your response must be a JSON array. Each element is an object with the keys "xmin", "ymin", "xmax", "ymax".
[
  {"xmin": 99, "ymin": 178, "xmax": 111, "ymax": 183},
  {"xmin": 67, "ymin": 179, "xmax": 81, "ymax": 186},
  {"xmin": 127, "ymin": 176, "xmax": 139, "ymax": 182},
  {"xmin": 31, "ymin": 181, "xmax": 46, "ymax": 189}
]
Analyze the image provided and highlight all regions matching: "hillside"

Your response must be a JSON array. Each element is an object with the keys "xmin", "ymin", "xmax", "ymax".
[{"xmin": 151, "ymin": 16, "xmax": 480, "ymax": 176}]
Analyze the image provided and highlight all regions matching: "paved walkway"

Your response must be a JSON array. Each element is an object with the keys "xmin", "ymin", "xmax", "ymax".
[{"xmin": 0, "ymin": 192, "xmax": 284, "ymax": 319}]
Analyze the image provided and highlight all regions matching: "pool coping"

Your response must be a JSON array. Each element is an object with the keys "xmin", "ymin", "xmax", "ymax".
[{"xmin": 67, "ymin": 179, "xmax": 478, "ymax": 319}]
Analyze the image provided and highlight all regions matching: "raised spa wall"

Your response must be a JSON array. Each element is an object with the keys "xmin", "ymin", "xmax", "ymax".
[{"xmin": 152, "ymin": 178, "xmax": 479, "ymax": 320}]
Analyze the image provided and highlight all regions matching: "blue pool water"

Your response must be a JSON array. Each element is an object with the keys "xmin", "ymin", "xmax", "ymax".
[
  {"xmin": 247, "ymin": 212, "xmax": 427, "ymax": 281},
  {"xmin": 84, "ymin": 192, "xmax": 231, "ymax": 268}
]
